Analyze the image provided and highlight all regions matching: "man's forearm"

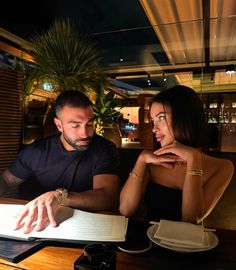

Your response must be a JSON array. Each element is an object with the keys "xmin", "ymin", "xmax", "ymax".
[
  {"xmin": 65, "ymin": 189, "xmax": 119, "ymax": 212},
  {"xmin": 0, "ymin": 170, "xmax": 24, "ymax": 196}
]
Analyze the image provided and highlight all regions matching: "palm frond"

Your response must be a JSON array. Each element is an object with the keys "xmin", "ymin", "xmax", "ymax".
[{"xmin": 25, "ymin": 18, "xmax": 106, "ymax": 92}]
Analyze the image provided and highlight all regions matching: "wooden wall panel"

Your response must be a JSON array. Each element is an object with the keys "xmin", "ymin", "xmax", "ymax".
[
  {"xmin": 138, "ymin": 94, "xmax": 154, "ymax": 149},
  {"xmin": 0, "ymin": 68, "xmax": 23, "ymax": 171}
]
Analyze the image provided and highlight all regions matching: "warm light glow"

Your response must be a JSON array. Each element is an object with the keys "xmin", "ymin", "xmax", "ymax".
[
  {"xmin": 120, "ymin": 107, "xmax": 139, "ymax": 124},
  {"xmin": 140, "ymin": 0, "xmax": 204, "ymax": 65},
  {"xmin": 226, "ymin": 65, "xmax": 235, "ymax": 75}
]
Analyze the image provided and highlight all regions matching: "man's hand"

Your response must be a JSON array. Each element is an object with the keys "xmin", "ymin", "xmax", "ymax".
[{"xmin": 14, "ymin": 191, "xmax": 61, "ymax": 234}]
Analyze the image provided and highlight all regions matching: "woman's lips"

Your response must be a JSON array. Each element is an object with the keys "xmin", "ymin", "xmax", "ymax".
[{"xmin": 155, "ymin": 135, "xmax": 163, "ymax": 142}]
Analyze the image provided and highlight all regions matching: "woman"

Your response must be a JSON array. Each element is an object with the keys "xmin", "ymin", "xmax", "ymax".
[{"xmin": 119, "ymin": 85, "xmax": 234, "ymax": 223}]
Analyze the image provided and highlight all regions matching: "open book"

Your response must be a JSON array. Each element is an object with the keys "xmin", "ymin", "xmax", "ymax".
[{"xmin": 0, "ymin": 204, "xmax": 128, "ymax": 243}]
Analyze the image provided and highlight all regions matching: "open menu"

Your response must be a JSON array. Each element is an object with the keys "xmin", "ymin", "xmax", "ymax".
[{"xmin": 0, "ymin": 204, "xmax": 128, "ymax": 243}]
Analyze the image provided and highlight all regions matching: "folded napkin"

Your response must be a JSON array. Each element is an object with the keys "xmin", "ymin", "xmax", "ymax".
[{"xmin": 154, "ymin": 219, "xmax": 210, "ymax": 248}]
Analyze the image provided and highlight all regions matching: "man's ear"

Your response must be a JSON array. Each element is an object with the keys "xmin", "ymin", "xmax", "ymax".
[{"xmin": 54, "ymin": 117, "xmax": 62, "ymax": 132}]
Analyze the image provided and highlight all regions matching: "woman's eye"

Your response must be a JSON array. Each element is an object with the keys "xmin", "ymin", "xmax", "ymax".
[{"xmin": 159, "ymin": 115, "xmax": 165, "ymax": 121}]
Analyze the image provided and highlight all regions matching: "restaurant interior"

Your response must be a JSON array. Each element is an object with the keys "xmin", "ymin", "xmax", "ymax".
[
  {"xmin": 0, "ymin": 0, "xmax": 236, "ymax": 230},
  {"xmin": 1, "ymin": 1, "xmax": 236, "ymax": 269}
]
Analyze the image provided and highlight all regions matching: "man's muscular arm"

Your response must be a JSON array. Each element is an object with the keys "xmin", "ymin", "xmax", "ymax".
[{"xmin": 0, "ymin": 169, "xmax": 24, "ymax": 196}]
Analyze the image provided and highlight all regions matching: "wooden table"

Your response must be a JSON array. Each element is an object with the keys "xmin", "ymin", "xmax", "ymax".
[
  {"xmin": 0, "ymin": 198, "xmax": 236, "ymax": 270},
  {"xmin": 1, "ymin": 230, "xmax": 236, "ymax": 270}
]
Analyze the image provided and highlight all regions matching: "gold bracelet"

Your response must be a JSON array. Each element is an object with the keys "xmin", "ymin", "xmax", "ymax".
[
  {"xmin": 56, "ymin": 188, "xmax": 68, "ymax": 205},
  {"xmin": 187, "ymin": 169, "xmax": 203, "ymax": 176},
  {"xmin": 129, "ymin": 172, "xmax": 143, "ymax": 182}
]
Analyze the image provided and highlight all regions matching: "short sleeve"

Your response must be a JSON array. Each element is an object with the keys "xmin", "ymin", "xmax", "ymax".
[
  {"xmin": 93, "ymin": 140, "xmax": 120, "ymax": 176},
  {"xmin": 9, "ymin": 144, "xmax": 37, "ymax": 180}
]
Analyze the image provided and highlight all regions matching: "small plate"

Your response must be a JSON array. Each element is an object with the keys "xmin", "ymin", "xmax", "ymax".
[
  {"xmin": 117, "ymin": 241, "xmax": 152, "ymax": 254},
  {"xmin": 147, "ymin": 224, "xmax": 218, "ymax": 253}
]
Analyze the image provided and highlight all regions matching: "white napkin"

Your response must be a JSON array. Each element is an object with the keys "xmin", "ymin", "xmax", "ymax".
[{"xmin": 154, "ymin": 219, "xmax": 210, "ymax": 248}]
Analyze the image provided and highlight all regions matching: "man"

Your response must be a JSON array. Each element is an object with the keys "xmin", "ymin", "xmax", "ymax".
[{"xmin": 0, "ymin": 90, "xmax": 120, "ymax": 233}]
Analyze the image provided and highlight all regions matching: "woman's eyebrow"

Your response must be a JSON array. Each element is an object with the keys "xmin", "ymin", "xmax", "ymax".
[
  {"xmin": 155, "ymin": 112, "xmax": 165, "ymax": 117},
  {"xmin": 151, "ymin": 112, "xmax": 165, "ymax": 121}
]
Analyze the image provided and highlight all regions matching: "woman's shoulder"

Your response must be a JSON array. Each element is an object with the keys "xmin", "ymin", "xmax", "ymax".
[
  {"xmin": 204, "ymin": 153, "xmax": 233, "ymax": 164},
  {"xmin": 203, "ymin": 153, "xmax": 234, "ymax": 174}
]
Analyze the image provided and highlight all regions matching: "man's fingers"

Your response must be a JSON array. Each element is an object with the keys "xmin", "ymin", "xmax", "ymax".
[
  {"xmin": 14, "ymin": 208, "xmax": 29, "ymax": 230},
  {"xmin": 14, "ymin": 192, "xmax": 60, "ymax": 233},
  {"xmin": 34, "ymin": 203, "xmax": 44, "ymax": 231},
  {"xmin": 23, "ymin": 207, "xmax": 37, "ymax": 234},
  {"xmin": 47, "ymin": 204, "xmax": 58, "ymax": 227}
]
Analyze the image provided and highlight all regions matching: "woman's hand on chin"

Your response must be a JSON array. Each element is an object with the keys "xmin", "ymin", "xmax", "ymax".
[
  {"xmin": 139, "ymin": 150, "xmax": 177, "ymax": 169},
  {"xmin": 153, "ymin": 141, "xmax": 199, "ymax": 164}
]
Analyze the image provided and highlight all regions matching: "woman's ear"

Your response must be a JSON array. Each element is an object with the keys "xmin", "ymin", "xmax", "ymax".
[{"xmin": 54, "ymin": 117, "xmax": 62, "ymax": 132}]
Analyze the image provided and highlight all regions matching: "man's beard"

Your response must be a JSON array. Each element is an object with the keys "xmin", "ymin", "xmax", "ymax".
[{"xmin": 63, "ymin": 133, "xmax": 92, "ymax": 151}]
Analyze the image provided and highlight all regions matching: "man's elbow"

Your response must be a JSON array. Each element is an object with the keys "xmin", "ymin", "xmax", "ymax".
[{"xmin": 102, "ymin": 189, "xmax": 120, "ymax": 212}]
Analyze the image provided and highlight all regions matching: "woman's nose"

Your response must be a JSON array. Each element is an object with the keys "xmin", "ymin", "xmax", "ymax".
[{"xmin": 152, "ymin": 122, "xmax": 159, "ymax": 133}]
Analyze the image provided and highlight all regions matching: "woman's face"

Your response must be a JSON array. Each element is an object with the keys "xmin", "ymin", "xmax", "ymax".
[{"xmin": 150, "ymin": 102, "xmax": 174, "ymax": 147}]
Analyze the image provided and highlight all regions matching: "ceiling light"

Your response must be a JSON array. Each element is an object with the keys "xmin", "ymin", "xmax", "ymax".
[
  {"xmin": 162, "ymin": 72, "xmax": 167, "ymax": 82},
  {"xmin": 147, "ymin": 74, "xmax": 151, "ymax": 84},
  {"xmin": 226, "ymin": 65, "xmax": 235, "ymax": 75}
]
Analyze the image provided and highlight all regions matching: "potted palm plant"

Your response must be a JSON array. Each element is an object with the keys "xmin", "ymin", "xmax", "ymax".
[
  {"xmin": 23, "ymin": 18, "xmax": 108, "ymax": 136},
  {"xmin": 93, "ymin": 83, "xmax": 125, "ymax": 148}
]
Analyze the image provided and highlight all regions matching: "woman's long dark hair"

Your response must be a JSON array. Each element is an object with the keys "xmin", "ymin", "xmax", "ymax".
[{"xmin": 151, "ymin": 85, "xmax": 207, "ymax": 149}]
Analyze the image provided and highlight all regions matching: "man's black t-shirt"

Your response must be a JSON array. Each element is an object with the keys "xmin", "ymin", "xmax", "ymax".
[{"xmin": 9, "ymin": 133, "xmax": 119, "ymax": 198}]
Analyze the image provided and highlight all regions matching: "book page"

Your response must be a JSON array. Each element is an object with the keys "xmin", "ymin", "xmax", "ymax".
[
  {"xmin": 0, "ymin": 204, "xmax": 128, "ymax": 242},
  {"xmin": 0, "ymin": 204, "xmax": 29, "ymax": 240}
]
